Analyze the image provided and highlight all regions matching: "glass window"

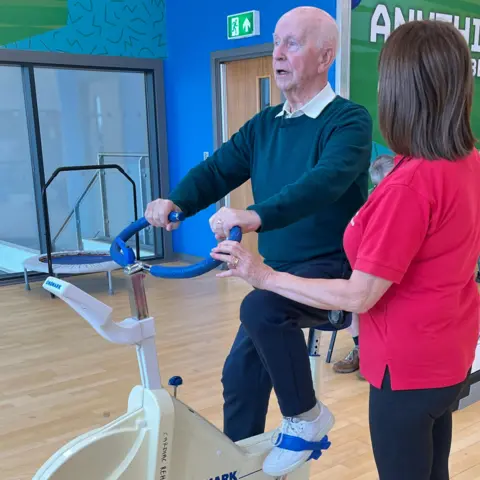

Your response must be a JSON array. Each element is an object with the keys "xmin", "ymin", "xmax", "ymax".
[
  {"xmin": 258, "ymin": 76, "xmax": 271, "ymax": 110},
  {"xmin": 34, "ymin": 68, "xmax": 155, "ymax": 255},
  {"xmin": 0, "ymin": 66, "xmax": 40, "ymax": 274}
]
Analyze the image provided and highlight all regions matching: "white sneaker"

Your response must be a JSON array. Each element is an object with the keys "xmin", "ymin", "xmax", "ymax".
[{"xmin": 262, "ymin": 403, "xmax": 334, "ymax": 477}]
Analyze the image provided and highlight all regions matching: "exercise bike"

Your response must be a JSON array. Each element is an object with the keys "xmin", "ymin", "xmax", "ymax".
[{"xmin": 33, "ymin": 213, "xmax": 340, "ymax": 480}]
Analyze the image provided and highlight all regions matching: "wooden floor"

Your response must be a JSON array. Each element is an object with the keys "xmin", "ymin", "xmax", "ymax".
[{"xmin": 1, "ymin": 269, "xmax": 479, "ymax": 479}]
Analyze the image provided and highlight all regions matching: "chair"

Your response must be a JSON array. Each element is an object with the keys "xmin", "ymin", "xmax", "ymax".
[{"xmin": 308, "ymin": 311, "xmax": 353, "ymax": 364}]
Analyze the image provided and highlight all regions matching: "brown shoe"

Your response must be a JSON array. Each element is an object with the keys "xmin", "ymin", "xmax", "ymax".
[{"xmin": 333, "ymin": 346, "xmax": 359, "ymax": 373}]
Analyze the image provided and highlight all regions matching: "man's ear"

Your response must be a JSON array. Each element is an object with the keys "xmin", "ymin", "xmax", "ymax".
[{"xmin": 318, "ymin": 47, "xmax": 335, "ymax": 73}]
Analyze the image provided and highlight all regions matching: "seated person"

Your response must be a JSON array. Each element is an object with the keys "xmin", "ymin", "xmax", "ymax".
[
  {"xmin": 369, "ymin": 154, "xmax": 396, "ymax": 187},
  {"xmin": 333, "ymin": 154, "xmax": 395, "ymax": 377}
]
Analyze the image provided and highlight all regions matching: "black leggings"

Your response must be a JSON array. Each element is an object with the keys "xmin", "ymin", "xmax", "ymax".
[{"xmin": 369, "ymin": 369, "xmax": 466, "ymax": 480}]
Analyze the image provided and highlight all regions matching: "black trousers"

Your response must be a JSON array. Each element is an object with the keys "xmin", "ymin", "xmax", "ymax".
[
  {"xmin": 369, "ymin": 369, "xmax": 467, "ymax": 480},
  {"xmin": 221, "ymin": 255, "xmax": 350, "ymax": 442}
]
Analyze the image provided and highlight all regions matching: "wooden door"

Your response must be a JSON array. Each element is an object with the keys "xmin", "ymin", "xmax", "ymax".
[{"xmin": 224, "ymin": 56, "xmax": 282, "ymax": 254}]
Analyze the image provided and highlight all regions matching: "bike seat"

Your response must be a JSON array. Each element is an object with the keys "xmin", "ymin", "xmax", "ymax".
[{"xmin": 313, "ymin": 310, "xmax": 353, "ymax": 331}]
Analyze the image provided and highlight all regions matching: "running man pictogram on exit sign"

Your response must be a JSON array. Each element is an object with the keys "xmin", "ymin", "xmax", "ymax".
[{"xmin": 227, "ymin": 10, "xmax": 260, "ymax": 40}]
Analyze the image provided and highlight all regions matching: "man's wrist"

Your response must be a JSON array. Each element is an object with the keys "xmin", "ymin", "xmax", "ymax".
[
  {"xmin": 247, "ymin": 210, "xmax": 262, "ymax": 232},
  {"xmin": 168, "ymin": 197, "xmax": 189, "ymax": 216},
  {"xmin": 245, "ymin": 206, "xmax": 263, "ymax": 232}
]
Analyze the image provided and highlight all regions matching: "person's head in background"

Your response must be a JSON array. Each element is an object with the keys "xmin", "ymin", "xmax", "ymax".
[
  {"xmin": 272, "ymin": 7, "xmax": 338, "ymax": 109},
  {"xmin": 369, "ymin": 154, "xmax": 394, "ymax": 186},
  {"xmin": 378, "ymin": 20, "xmax": 476, "ymax": 161}
]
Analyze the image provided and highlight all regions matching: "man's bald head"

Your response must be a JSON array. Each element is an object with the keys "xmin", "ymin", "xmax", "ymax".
[
  {"xmin": 272, "ymin": 7, "xmax": 338, "ymax": 104},
  {"xmin": 277, "ymin": 6, "xmax": 339, "ymax": 53}
]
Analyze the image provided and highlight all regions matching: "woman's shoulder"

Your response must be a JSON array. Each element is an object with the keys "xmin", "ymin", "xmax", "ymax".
[
  {"xmin": 388, "ymin": 150, "xmax": 479, "ymax": 183},
  {"xmin": 379, "ymin": 149, "xmax": 480, "ymax": 205},
  {"xmin": 380, "ymin": 155, "xmax": 427, "ymax": 193}
]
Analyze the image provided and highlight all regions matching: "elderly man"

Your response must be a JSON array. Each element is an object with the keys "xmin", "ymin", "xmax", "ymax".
[{"xmin": 145, "ymin": 6, "xmax": 372, "ymax": 476}]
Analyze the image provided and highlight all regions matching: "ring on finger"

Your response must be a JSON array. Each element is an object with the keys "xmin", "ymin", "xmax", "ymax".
[{"xmin": 228, "ymin": 256, "xmax": 239, "ymax": 269}]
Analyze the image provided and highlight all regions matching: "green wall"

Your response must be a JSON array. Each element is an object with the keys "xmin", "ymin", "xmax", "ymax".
[
  {"xmin": 0, "ymin": 0, "xmax": 67, "ymax": 45},
  {"xmin": 351, "ymin": 1, "xmax": 480, "ymax": 159}
]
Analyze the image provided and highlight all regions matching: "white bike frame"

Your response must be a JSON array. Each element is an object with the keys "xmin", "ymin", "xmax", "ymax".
[{"xmin": 34, "ymin": 261, "xmax": 328, "ymax": 480}]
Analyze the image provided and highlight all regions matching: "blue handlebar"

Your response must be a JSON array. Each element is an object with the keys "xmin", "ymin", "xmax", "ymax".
[{"xmin": 110, "ymin": 211, "xmax": 242, "ymax": 279}]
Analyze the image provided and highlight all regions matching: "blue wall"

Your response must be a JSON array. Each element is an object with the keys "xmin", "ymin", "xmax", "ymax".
[
  {"xmin": 164, "ymin": 1, "xmax": 337, "ymax": 258},
  {"xmin": 3, "ymin": 0, "xmax": 167, "ymax": 58}
]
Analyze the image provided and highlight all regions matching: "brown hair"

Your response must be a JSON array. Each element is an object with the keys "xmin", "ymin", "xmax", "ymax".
[{"xmin": 378, "ymin": 20, "xmax": 476, "ymax": 161}]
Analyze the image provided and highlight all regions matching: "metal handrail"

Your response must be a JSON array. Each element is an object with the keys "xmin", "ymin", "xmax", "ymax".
[
  {"xmin": 52, "ymin": 171, "xmax": 101, "ymax": 248},
  {"xmin": 42, "ymin": 164, "xmax": 140, "ymax": 289},
  {"xmin": 51, "ymin": 153, "xmax": 150, "ymax": 251},
  {"xmin": 97, "ymin": 153, "xmax": 149, "ymax": 244}
]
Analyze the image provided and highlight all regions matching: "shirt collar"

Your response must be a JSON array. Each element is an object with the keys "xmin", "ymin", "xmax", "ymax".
[{"xmin": 276, "ymin": 82, "xmax": 336, "ymax": 119}]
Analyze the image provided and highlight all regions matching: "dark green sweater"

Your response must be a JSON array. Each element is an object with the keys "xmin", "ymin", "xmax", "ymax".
[{"xmin": 169, "ymin": 96, "xmax": 372, "ymax": 269}]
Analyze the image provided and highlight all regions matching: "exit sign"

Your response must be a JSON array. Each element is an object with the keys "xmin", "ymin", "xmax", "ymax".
[{"xmin": 227, "ymin": 10, "xmax": 260, "ymax": 40}]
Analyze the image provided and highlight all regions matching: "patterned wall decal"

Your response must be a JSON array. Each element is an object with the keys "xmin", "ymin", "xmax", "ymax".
[
  {"xmin": 0, "ymin": 0, "xmax": 68, "ymax": 46},
  {"xmin": 2, "ymin": 0, "xmax": 167, "ymax": 58}
]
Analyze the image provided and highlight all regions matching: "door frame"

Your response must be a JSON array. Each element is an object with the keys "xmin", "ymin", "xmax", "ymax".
[
  {"xmin": 210, "ymin": 43, "xmax": 275, "ymax": 155},
  {"xmin": 336, "ymin": 0, "xmax": 352, "ymax": 99},
  {"xmin": 210, "ymin": 43, "xmax": 276, "ymax": 210}
]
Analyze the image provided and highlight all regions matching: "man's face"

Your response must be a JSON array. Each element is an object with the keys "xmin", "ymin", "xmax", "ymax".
[{"xmin": 272, "ymin": 15, "xmax": 321, "ymax": 93}]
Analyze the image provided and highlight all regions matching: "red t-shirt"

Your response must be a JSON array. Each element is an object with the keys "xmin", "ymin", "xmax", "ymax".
[{"xmin": 343, "ymin": 151, "xmax": 480, "ymax": 390}]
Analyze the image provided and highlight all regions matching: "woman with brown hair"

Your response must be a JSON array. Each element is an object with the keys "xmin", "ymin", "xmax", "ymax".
[{"xmin": 211, "ymin": 20, "xmax": 480, "ymax": 479}]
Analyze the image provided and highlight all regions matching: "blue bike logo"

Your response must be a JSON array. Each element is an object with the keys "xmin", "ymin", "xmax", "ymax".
[{"xmin": 207, "ymin": 472, "xmax": 238, "ymax": 480}]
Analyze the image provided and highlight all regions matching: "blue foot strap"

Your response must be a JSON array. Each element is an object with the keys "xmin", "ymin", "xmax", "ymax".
[{"xmin": 275, "ymin": 434, "xmax": 331, "ymax": 462}]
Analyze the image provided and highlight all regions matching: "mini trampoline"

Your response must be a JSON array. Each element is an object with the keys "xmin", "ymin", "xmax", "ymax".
[
  {"xmin": 25, "ymin": 164, "xmax": 141, "ymax": 297},
  {"xmin": 23, "ymin": 251, "xmax": 120, "ymax": 295}
]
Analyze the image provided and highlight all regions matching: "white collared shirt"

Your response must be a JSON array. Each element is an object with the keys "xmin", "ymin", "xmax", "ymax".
[{"xmin": 275, "ymin": 82, "xmax": 336, "ymax": 119}]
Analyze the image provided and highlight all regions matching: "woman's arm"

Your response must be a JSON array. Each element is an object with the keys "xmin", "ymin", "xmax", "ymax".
[
  {"xmin": 264, "ymin": 269, "xmax": 393, "ymax": 313},
  {"xmin": 210, "ymin": 241, "xmax": 393, "ymax": 313},
  {"xmin": 211, "ymin": 184, "xmax": 429, "ymax": 314}
]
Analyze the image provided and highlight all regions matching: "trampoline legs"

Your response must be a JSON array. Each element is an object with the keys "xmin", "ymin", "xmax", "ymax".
[
  {"xmin": 24, "ymin": 268, "xmax": 31, "ymax": 291},
  {"xmin": 107, "ymin": 271, "xmax": 114, "ymax": 295}
]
